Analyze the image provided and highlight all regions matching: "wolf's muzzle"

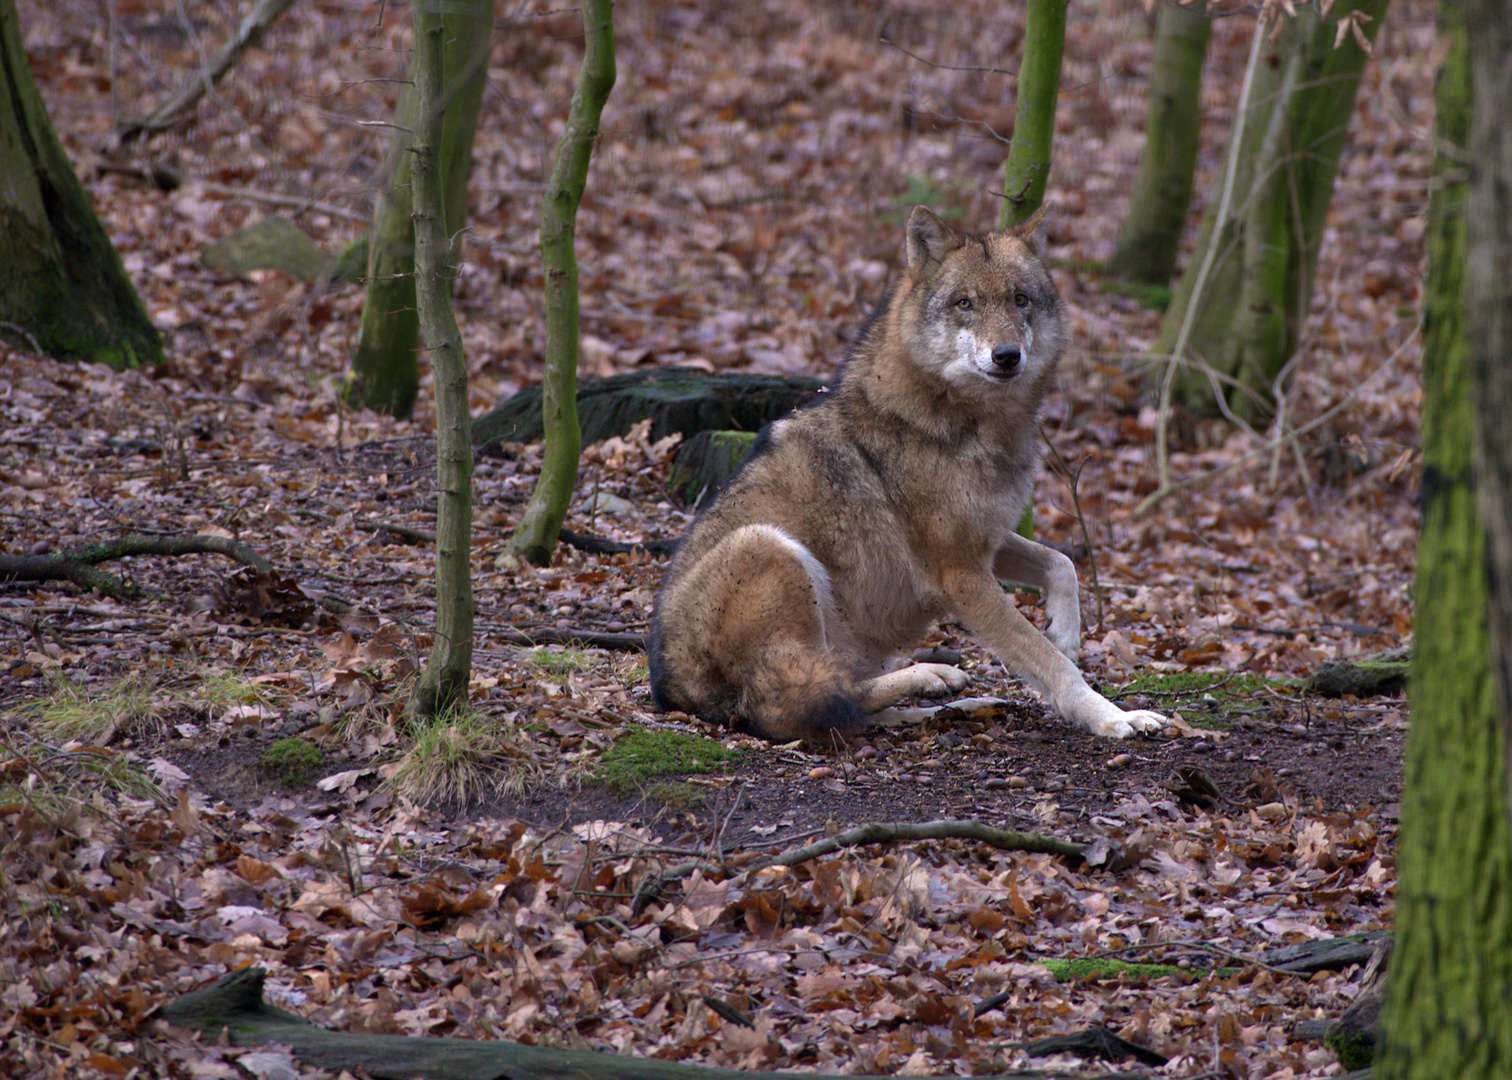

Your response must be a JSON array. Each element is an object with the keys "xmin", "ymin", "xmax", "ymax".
[{"xmin": 990, "ymin": 344, "xmax": 1022, "ymax": 375}]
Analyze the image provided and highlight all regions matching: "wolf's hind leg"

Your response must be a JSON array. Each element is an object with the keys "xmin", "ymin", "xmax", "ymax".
[
  {"xmin": 693, "ymin": 524, "xmax": 861, "ymax": 741},
  {"xmin": 993, "ymin": 533, "xmax": 1081, "ymax": 662}
]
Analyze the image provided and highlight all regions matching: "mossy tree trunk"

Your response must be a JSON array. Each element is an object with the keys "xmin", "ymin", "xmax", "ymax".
[
  {"xmin": 344, "ymin": 0, "xmax": 490, "ymax": 419},
  {"xmin": 1108, "ymin": 2, "xmax": 1211, "ymax": 286},
  {"xmin": 1151, "ymin": 1, "xmax": 1386, "ymax": 424},
  {"xmin": 997, "ymin": 0, "xmax": 1065, "ymax": 540},
  {"xmin": 998, "ymin": 0, "xmax": 1066, "ymax": 230},
  {"xmin": 1463, "ymin": 0, "xmax": 1512, "ymax": 822},
  {"xmin": 1376, "ymin": 5, "xmax": 1512, "ymax": 1075},
  {"xmin": 407, "ymin": 0, "xmax": 474, "ymax": 720},
  {"xmin": 506, "ymin": 0, "xmax": 616, "ymax": 567},
  {"xmin": 0, "ymin": 0, "xmax": 162, "ymax": 368}
]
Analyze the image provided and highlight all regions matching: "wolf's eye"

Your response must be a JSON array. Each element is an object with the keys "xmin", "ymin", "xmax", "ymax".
[
  {"xmin": 1014, "ymin": 292, "xmax": 1031, "ymax": 308},
  {"xmin": 955, "ymin": 296, "xmax": 973, "ymax": 311}
]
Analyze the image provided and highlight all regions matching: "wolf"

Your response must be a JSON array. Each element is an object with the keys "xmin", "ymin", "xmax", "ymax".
[{"xmin": 648, "ymin": 205, "xmax": 1167, "ymax": 743}]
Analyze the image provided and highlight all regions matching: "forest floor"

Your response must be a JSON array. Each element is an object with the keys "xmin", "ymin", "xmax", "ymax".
[{"xmin": 1, "ymin": 0, "xmax": 1431, "ymax": 1077}]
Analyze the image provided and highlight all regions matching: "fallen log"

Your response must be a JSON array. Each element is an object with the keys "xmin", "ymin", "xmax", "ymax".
[
  {"xmin": 160, "ymin": 966, "xmax": 1140, "ymax": 1080},
  {"xmin": 1260, "ymin": 930, "xmax": 1390, "ymax": 974}
]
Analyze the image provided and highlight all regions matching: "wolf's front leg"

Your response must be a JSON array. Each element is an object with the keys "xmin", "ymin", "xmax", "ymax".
[{"xmin": 944, "ymin": 564, "xmax": 1167, "ymax": 739}]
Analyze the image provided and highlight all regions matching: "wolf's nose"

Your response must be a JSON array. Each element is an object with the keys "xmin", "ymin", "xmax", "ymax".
[{"xmin": 991, "ymin": 345, "xmax": 1022, "ymax": 371}]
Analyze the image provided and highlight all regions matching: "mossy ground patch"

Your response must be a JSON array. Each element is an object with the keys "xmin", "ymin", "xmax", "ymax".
[{"xmin": 593, "ymin": 728, "xmax": 742, "ymax": 796}]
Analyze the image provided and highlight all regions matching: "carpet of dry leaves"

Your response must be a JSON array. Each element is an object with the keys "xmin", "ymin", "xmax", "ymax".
[{"xmin": 1, "ymin": 0, "xmax": 1431, "ymax": 1077}]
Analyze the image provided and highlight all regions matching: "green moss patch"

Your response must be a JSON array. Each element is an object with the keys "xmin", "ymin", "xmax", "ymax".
[
  {"xmin": 261, "ymin": 738, "xmax": 324, "ymax": 785},
  {"xmin": 1109, "ymin": 670, "xmax": 1296, "ymax": 729},
  {"xmin": 594, "ymin": 729, "xmax": 740, "ymax": 796}
]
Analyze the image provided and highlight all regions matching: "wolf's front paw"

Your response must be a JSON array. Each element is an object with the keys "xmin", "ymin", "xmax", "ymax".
[
  {"xmin": 1112, "ymin": 709, "xmax": 1166, "ymax": 738},
  {"xmin": 1074, "ymin": 694, "xmax": 1167, "ymax": 739}
]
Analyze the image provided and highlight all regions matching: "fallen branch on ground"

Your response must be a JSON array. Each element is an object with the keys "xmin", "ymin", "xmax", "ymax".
[
  {"xmin": 745, "ymin": 818, "xmax": 1090, "ymax": 871},
  {"xmin": 106, "ymin": 0, "xmax": 299, "ymax": 149},
  {"xmin": 0, "ymin": 535, "xmax": 273, "ymax": 600},
  {"xmin": 560, "ymin": 527, "xmax": 678, "ymax": 556},
  {"xmin": 633, "ymin": 818, "xmax": 1095, "ymax": 914}
]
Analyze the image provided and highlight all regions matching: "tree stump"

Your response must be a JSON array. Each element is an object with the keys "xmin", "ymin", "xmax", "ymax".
[
  {"xmin": 472, "ymin": 367, "xmax": 824, "ymax": 449},
  {"xmin": 1305, "ymin": 648, "xmax": 1410, "ymax": 698},
  {"xmin": 669, "ymin": 429, "xmax": 758, "ymax": 507}
]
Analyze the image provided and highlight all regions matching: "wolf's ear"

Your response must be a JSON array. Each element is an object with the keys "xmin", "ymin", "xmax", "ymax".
[
  {"xmin": 1012, "ymin": 203, "xmax": 1053, "ymax": 259},
  {"xmin": 906, "ymin": 206, "xmax": 962, "ymax": 274}
]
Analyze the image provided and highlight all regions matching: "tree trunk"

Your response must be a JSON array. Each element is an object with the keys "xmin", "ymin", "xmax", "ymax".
[
  {"xmin": 998, "ymin": 0, "xmax": 1066, "ymax": 229},
  {"xmin": 506, "ymin": 0, "xmax": 616, "ymax": 567},
  {"xmin": 0, "ymin": 0, "xmax": 162, "ymax": 368},
  {"xmin": 1152, "ymin": 1, "xmax": 1386, "ymax": 423},
  {"xmin": 407, "ymin": 0, "xmax": 474, "ymax": 720},
  {"xmin": 1107, "ymin": 2, "xmax": 1211, "ymax": 286},
  {"xmin": 1463, "ymin": 0, "xmax": 1512, "ymax": 824},
  {"xmin": 996, "ymin": 0, "xmax": 1065, "ymax": 540},
  {"xmin": 344, "ymin": 0, "xmax": 490, "ymax": 418},
  {"xmin": 1375, "ymin": 5, "xmax": 1512, "ymax": 1075}
]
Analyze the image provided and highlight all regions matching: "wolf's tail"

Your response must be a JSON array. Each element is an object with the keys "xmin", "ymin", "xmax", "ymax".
[{"xmin": 737, "ymin": 641, "xmax": 864, "ymax": 742}]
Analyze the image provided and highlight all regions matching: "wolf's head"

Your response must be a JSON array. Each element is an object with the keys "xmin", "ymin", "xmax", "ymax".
[{"xmin": 894, "ymin": 205, "xmax": 1065, "ymax": 397}]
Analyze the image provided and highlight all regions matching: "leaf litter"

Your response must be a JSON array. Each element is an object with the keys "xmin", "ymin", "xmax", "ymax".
[{"xmin": 0, "ymin": 0, "xmax": 1431, "ymax": 1076}]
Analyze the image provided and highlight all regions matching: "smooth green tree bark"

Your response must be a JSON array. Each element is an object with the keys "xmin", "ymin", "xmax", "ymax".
[
  {"xmin": 506, "ymin": 0, "xmax": 616, "ymax": 566},
  {"xmin": 407, "ymin": 0, "xmax": 475, "ymax": 720},
  {"xmin": 998, "ymin": 0, "xmax": 1066, "ymax": 230},
  {"xmin": 1152, "ymin": 1, "xmax": 1386, "ymax": 423},
  {"xmin": 1108, "ymin": 2, "xmax": 1211, "ymax": 286},
  {"xmin": 0, "ymin": 0, "xmax": 161, "ymax": 368},
  {"xmin": 344, "ymin": 0, "xmax": 490, "ymax": 419},
  {"xmin": 1376, "ymin": 5, "xmax": 1512, "ymax": 1075}
]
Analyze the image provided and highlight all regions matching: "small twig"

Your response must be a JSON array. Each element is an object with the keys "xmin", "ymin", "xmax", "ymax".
[
  {"xmin": 92, "ymin": 161, "xmax": 368, "ymax": 223},
  {"xmin": 631, "ymin": 818, "xmax": 1091, "ymax": 916},
  {"xmin": 1090, "ymin": 938, "xmax": 1296, "ymax": 976},
  {"xmin": 0, "ymin": 321, "xmax": 45, "ymax": 356},
  {"xmin": 491, "ymin": 626, "xmax": 647, "ymax": 652},
  {"xmin": 194, "ymin": 180, "xmax": 369, "ymax": 223},
  {"xmin": 1045, "ymin": 442, "xmax": 1103, "ymax": 631},
  {"xmin": 880, "ymin": 36, "xmax": 1017, "ymax": 78},
  {"xmin": 354, "ymin": 519, "xmax": 436, "ymax": 544}
]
